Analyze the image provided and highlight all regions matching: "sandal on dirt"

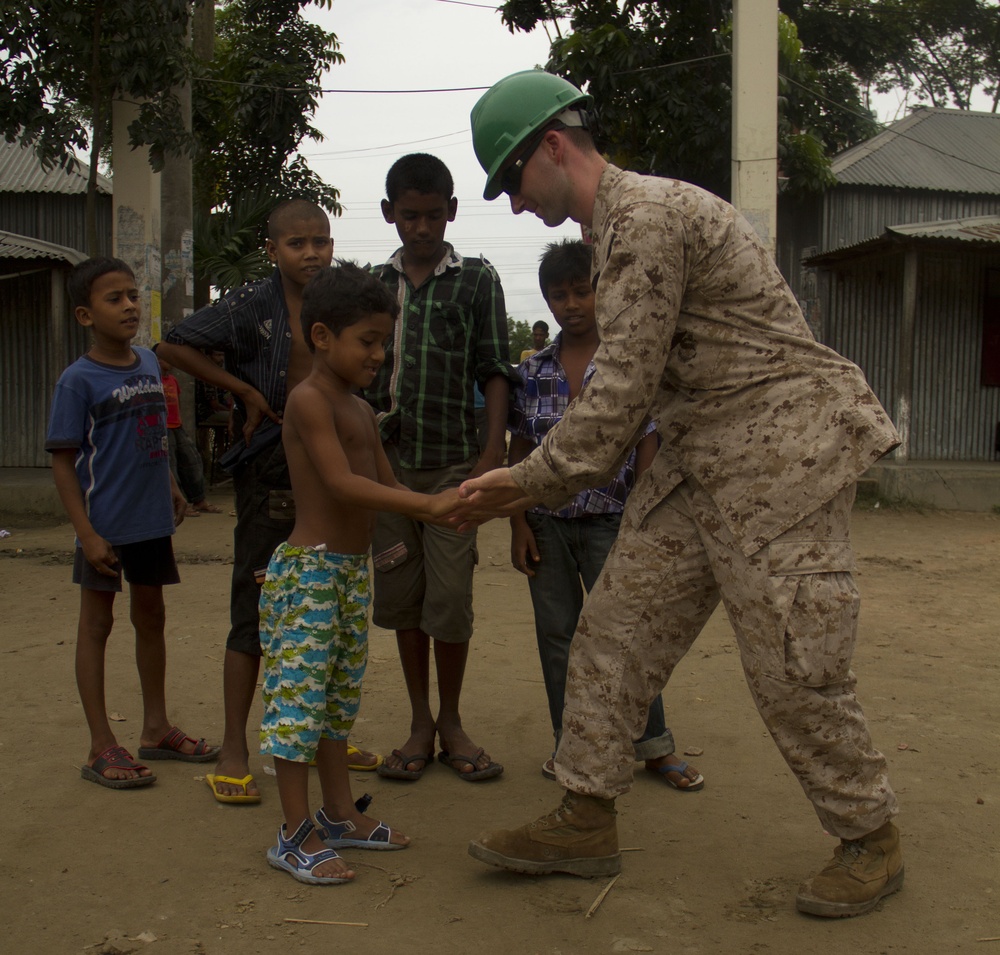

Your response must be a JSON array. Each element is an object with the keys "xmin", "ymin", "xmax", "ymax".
[
  {"xmin": 206, "ymin": 773, "xmax": 261, "ymax": 804},
  {"xmin": 376, "ymin": 749, "xmax": 433, "ymax": 781},
  {"xmin": 266, "ymin": 819, "xmax": 352, "ymax": 885},
  {"xmin": 347, "ymin": 744, "xmax": 383, "ymax": 771},
  {"xmin": 194, "ymin": 502, "xmax": 223, "ymax": 513},
  {"xmin": 646, "ymin": 759, "xmax": 705, "ymax": 792},
  {"xmin": 315, "ymin": 806, "xmax": 407, "ymax": 851},
  {"xmin": 438, "ymin": 748, "xmax": 504, "ymax": 781},
  {"xmin": 138, "ymin": 726, "xmax": 221, "ymax": 762},
  {"xmin": 81, "ymin": 745, "xmax": 156, "ymax": 789}
]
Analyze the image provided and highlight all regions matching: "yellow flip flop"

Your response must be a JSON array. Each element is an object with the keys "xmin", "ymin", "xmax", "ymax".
[
  {"xmin": 206, "ymin": 773, "xmax": 261, "ymax": 804},
  {"xmin": 347, "ymin": 745, "xmax": 384, "ymax": 772}
]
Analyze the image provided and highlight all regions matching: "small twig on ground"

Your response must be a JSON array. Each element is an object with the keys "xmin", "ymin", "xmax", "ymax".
[
  {"xmin": 976, "ymin": 937, "xmax": 1000, "ymax": 942},
  {"xmin": 353, "ymin": 862, "xmax": 419, "ymax": 912},
  {"xmin": 283, "ymin": 918, "xmax": 368, "ymax": 927},
  {"xmin": 585, "ymin": 873, "xmax": 621, "ymax": 918}
]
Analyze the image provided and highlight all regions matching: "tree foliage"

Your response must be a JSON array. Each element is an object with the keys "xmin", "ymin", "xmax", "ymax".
[
  {"xmin": 190, "ymin": 1, "xmax": 344, "ymax": 297},
  {"xmin": 1, "ymin": 1, "xmax": 344, "ymax": 290},
  {"xmin": 498, "ymin": 1, "xmax": 998, "ymax": 198},
  {"xmin": 192, "ymin": 0, "xmax": 343, "ymax": 217},
  {"xmin": 0, "ymin": 0, "xmax": 192, "ymax": 171},
  {"xmin": 507, "ymin": 316, "xmax": 534, "ymax": 358},
  {"xmin": 1, "ymin": 0, "xmax": 193, "ymax": 252},
  {"xmin": 785, "ymin": 0, "xmax": 1000, "ymax": 113}
]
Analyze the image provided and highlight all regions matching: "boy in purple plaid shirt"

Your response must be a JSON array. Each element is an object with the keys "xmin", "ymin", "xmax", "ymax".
[{"xmin": 508, "ymin": 240, "xmax": 704, "ymax": 790}]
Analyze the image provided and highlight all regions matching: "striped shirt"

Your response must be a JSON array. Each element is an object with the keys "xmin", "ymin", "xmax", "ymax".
[
  {"xmin": 511, "ymin": 334, "xmax": 651, "ymax": 519},
  {"xmin": 164, "ymin": 270, "xmax": 290, "ymax": 469},
  {"xmin": 365, "ymin": 244, "xmax": 512, "ymax": 470}
]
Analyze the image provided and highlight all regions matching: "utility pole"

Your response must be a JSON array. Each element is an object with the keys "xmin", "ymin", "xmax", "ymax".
[
  {"xmin": 112, "ymin": 99, "xmax": 161, "ymax": 347},
  {"xmin": 161, "ymin": 18, "xmax": 196, "ymax": 424},
  {"xmin": 731, "ymin": 0, "xmax": 778, "ymax": 257}
]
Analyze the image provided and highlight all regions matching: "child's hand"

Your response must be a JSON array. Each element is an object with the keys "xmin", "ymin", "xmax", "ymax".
[
  {"xmin": 510, "ymin": 517, "xmax": 541, "ymax": 578},
  {"xmin": 172, "ymin": 486, "xmax": 188, "ymax": 526},
  {"xmin": 419, "ymin": 487, "xmax": 462, "ymax": 524},
  {"xmin": 80, "ymin": 532, "xmax": 119, "ymax": 577}
]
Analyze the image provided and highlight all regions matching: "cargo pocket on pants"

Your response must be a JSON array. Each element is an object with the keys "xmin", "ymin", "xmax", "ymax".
[{"xmin": 764, "ymin": 539, "xmax": 859, "ymax": 687}]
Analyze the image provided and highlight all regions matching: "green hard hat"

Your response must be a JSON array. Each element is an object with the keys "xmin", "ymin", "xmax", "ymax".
[{"xmin": 471, "ymin": 70, "xmax": 591, "ymax": 200}]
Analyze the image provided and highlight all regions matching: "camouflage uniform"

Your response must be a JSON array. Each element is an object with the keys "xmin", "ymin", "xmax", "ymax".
[{"xmin": 512, "ymin": 166, "xmax": 899, "ymax": 840}]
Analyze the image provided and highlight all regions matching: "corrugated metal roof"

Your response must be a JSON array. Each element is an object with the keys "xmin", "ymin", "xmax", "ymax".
[
  {"xmin": 0, "ymin": 229, "xmax": 87, "ymax": 265},
  {"xmin": 888, "ymin": 215, "xmax": 1000, "ymax": 243},
  {"xmin": 806, "ymin": 215, "xmax": 1000, "ymax": 264},
  {"xmin": 0, "ymin": 137, "xmax": 112, "ymax": 196},
  {"xmin": 831, "ymin": 108, "xmax": 1000, "ymax": 194}
]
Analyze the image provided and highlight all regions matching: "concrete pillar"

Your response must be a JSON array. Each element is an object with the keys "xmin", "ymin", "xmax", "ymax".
[
  {"xmin": 112, "ymin": 98, "xmax": 161, "ymax": 348},
  {"xmin": 161, "ymin": 64, "xmax": 196, "ymax": 426},
  {"xmin": 731, "ymin": 0, "xmax": 778, "ymax": 257}
]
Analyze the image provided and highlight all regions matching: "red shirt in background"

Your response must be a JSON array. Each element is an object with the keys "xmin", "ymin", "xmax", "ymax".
[{"xmin": 161, "ymin": 373, "xmax": 183, "ymax": 429}]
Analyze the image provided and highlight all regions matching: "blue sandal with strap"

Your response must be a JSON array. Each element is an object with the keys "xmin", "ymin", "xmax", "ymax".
[
  {"xmin": 315, "ymin": 805, "xmax": 407, "ymax": 851},
  {"xmin": 266, "ymin": 819, "xmax": 353, "ymax": 884}
]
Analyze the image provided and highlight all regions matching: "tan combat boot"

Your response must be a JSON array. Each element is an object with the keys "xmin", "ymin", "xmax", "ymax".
[
  {"xmin": 468, "ymin": 791, "xmax": 621, "ymax": 878},
  {"xmin": 796, "ymin": 820, "xmax": 904, "ymax": 917}
]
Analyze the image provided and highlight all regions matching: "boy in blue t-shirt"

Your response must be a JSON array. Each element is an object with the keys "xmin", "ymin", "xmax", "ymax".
[{"xmin": 46, "ymin": 257, "xmax": 220, "ymax": 790}]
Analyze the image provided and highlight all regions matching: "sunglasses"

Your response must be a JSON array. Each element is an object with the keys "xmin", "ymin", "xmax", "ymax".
[{"xmin": 500, "ymin": 129, "xmax": 548, "ymax": 197}]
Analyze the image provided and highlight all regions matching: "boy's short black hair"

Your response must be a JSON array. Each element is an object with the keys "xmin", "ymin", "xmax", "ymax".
[
  {"xmin": 538, "ymin": 239, "xmax": 592, "ymax": 301},
  {"xmin": 267, "ymin": 199, "xmax": 329, "ymax": 241},
  {"xmin": 301, "ymin": 260, "xmax": 399, "ymax": 352},
  {"xmin": 532, "ymin": 320, "xmax": 549, "ymax": 333},
  {"xmin": 67, "ymin": 257, "xmax": 135, "ymax": 310},
  {"xmin": 385, "ymin": 153, "xmax": 454, "ymax": 204}
]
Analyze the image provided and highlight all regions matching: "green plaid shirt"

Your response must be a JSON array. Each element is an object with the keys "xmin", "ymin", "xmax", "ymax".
[{"xmin": 365, "ymin": 244, "xmax": 513, "ymax": 469}]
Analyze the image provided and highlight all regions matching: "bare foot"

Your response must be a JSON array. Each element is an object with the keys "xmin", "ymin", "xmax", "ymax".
[
  {"xmin": 139, "ymin": 725, "xmax": 219, "ymax": 760},
  {"xmin": 645, "ymin": 753, "xmax": 704, "ymax": 790},
  {"xmin": 325, "ymin": 809, "xmax": 410, "ymax": 848},
  {"xmin": 193, "ymin": 501, "xmax": 223, "ymax": 513},
  {"xmin": 86, "ymin": 744, "xmax": 154, "ymax": 783},
  {"xmin": 346, "ymin": 744, "xmax": 381, "ymax": 769},
  {"xmin": 299, "ymin": 828, "xmax": 355, "ymax": 881},
  {"xmin": 212, "ymin": 753, "xmax": 261, "ymax": 799},
  {"xmin": 380, "ymin": 729, "xmax": 436, "ymax": 775},
  {"xmin": 438, "ymin": 727, "xmax": 500, "ymax": 776}
]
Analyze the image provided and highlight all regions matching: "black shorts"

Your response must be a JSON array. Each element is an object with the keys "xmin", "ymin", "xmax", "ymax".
[{"xmin": 72, "ymin": 536, "xmax": 180, "ymax": 592}]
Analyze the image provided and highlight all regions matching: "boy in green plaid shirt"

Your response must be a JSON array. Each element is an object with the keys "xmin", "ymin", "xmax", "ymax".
[{"xmin": 365, "ymin": 153, "xmax": 515, "ymax": 782}]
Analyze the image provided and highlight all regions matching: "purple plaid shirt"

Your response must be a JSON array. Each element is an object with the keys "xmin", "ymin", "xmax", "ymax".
[{"xmin": 510, "ymin": 334, "xmax": 653, "ymax": 518}]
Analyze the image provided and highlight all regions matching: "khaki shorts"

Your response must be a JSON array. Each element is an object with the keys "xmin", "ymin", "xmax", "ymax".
[{"xmin": 371, "ymin": 449, "xmax": 478, "ymax": 643}]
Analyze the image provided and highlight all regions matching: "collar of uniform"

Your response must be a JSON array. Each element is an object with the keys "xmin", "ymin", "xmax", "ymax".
[
  {"xmin": 591, "ymin": 164, "xmax": 626, "ymax": 242},
  {"xmin": 386, "ymin": 242, "xmax": 463, "ymax": 277}
]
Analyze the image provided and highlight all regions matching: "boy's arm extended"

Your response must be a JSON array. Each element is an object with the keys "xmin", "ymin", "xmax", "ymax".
[
  {"xmin": 293, "ymin": 392, "xmax": 458, "ymax": 522},
  {"xmin": 507, "ymin": 434, "xmax": 540, "ymax": 577},
  {"xmin": 50, "ymin": 450, "xmax": 118, "ymax": 576},
  {"xmin": 154, "ymin": 341, "xmax": 281, "ymax": 444}
]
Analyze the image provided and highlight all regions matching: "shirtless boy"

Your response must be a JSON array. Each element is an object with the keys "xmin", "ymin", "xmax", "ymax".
[{"xmin": 260, "ymin": 261, "xmax": 459, "ymax": 884}]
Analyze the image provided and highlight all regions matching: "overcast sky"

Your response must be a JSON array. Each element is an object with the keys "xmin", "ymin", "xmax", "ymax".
[
  {"xmin": 299, "ymin": 0, "xmax": 579, "ymax": 328},
  {"xmin": 296, "ymin": 1, "xmax": 994, "ymax": 328}
]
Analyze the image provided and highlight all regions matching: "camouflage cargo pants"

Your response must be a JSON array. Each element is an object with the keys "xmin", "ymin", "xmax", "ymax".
[{"xmin": 556, "ymin": 477, "xmax": 898, "ymax": 840}]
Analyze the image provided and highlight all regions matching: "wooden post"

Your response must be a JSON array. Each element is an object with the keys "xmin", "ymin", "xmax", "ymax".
[{"xmin": 896, "ymin": 246, "xmax": 918, "ymax": 463}]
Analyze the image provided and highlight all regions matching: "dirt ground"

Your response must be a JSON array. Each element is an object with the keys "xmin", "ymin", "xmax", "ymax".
[{"xmin": 1, "ymin": 492, "xmax": 997, "ymax": 955}]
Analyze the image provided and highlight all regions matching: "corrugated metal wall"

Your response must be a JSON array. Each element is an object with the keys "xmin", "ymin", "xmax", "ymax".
[
  {"xmin": 824, "ymin": 252, "xmax": 902, "ymax": 422},
  {"xmin": 823, "ymin": 187, "xmax": 1000, "ymax": 252},
  {"xmin": 0, "ymin": 193, "xmax": 111, "ymax": 256},
  {"xmin": 822, "ymin": 247, "xmax": 1000, "ymax": 461},
  {"xmin": 0, "ymin": 267, "xmax": 88, "ymax": 467}
]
